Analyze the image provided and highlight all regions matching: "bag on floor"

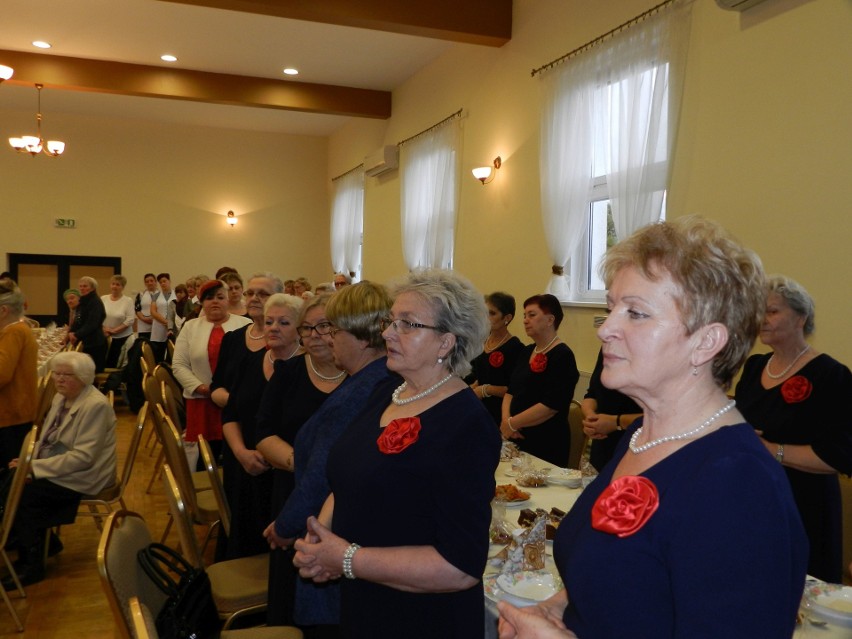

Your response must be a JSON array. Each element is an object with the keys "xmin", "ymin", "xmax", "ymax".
[{"xmin": 137, "ymin": 542, "xmax": 218, "ymax": 639}]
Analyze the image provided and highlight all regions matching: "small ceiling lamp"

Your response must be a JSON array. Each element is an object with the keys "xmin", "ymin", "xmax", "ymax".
[
  {"xmin": 0, "ymin": 65, "xmax": 13, "ymax": 82},
  {"xmin": 226, "ymin": 210, "xmax": 237, "ymax": 227},
  {"xmin": 472, "ymin": 156, "xmax": 501, "ymax": 185},
  {"xmin": 9, "ymin": 84, "xmax": 66, "ymax": 157}
]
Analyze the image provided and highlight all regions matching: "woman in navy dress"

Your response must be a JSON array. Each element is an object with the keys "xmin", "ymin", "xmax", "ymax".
[
  {"xmin": 294, "ymin": 269, "xmax": 501, "ymax": 639},
  {"xmin": 498, "ymin": 218, "xmax": 807, "ymax": 639},
  {"xmin": 469, "ymin": 292, "xmax": 525, "ymax": 425},
  {"xmin": 501, "ymin": 294, "xmax": 578, "ymax": 467},
  {"xmin": 735, "ymin": 275, "xmax": 852, "ymax": 583}
]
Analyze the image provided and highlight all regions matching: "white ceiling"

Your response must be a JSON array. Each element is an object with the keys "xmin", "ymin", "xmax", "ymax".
[{"xmin": 0, "ymin": 0, "xmax": 481, "ymax": 135}]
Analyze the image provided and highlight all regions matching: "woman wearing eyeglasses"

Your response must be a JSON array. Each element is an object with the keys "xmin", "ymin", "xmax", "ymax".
[
  {"xmin": 256, "ymin": 293, "xmax": 346, "ymax": 626},
  {"xmin": 217, "ymin": 292, "xmax": 302, "ymax": 560},
  {"xmin": 294, "ymin": 269, "xmax": 500, "ymax": 639},
  {"xmin": 211, "ymin": 272, "xmax": 284, "ymax": 409}
]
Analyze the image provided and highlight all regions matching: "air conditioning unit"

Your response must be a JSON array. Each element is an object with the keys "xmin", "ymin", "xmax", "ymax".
[
  {"xmin": 715, "ymin": 0, "xmax": 769, "ymax": 10},
  {"xmin": 364, "ymin": 145, "xmax": 399, "ymax": 177}
]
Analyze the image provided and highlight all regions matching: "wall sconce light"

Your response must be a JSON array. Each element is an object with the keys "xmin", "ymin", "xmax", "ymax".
[
  {"xmin": 472, "ymin": 156, "xmax": 501, "ymax": 185},
  {"xmin": 226, "ymin": 210, "xmax": 237, "ymax": 227},
  {"xmin": 0, "ymin": 65, "xmax": 13, "ymax": 83}
]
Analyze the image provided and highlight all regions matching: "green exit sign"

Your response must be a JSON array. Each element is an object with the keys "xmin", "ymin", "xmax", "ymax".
[{"xmin": 55, "ymin": 218, "xmax": 76, "ymax": 229}]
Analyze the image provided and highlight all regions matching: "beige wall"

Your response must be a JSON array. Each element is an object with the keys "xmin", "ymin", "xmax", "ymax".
[
  {"xmin": 0, "ymin": 111, "xmax": 330, "ymax": 298},
  {"xmin": 329, "ymin": 0, "xmax": 852, "ymax": 373}
]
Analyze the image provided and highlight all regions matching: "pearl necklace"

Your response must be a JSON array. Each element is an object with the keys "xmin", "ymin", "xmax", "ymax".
[
  {"xmin": 267, "ymin": 343, "xmax": 300, "ymax": 364},
  {"xmin": 308, "ymin": 354, "xmax": 346, "ymax": 382},
  {"xmin": 533, "ymin": 335, "xmax": 559, "ymax": 354},
  {"xmin": 484, "ymin": 332, "xmax": 510, "ymax": 353},
  {"xmin": 247, "ymin": 325, "xmax": 266, "ymax": 340},
  {"xmin": 765, "ymin": 345, "xmax": 810, "ymax": 380},
  {"xmin": 392, "ymin": 373, "xmax": 454, "ymax": 406},
  {"xmin": 629, "ymin": 400, "xmax": 736, "ymax": 454}
]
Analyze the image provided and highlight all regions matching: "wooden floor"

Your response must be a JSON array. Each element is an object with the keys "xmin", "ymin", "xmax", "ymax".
[{"xmin": 0, "ymin": 401, "xmax": 178, "ymax": 637}]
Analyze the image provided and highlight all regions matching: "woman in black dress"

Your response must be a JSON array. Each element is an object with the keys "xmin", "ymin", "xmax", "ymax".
[
  {"xmin": 68, "ymin": 276, "xmax": 107, "ymax": 371},
  {"xmin": 294, "ymin": 269, "xmax": 501, "ymax": 639},
  {"xmin": 501, "ymin": 294, "xmax": 579, "ymax": 467},
  {"xmin": 469, "ymin": 292, "xmax": 524, "ymax": 425},
  {"xmin": 735, "ymin": 275, "xmax": 852, "ymax": 583}
]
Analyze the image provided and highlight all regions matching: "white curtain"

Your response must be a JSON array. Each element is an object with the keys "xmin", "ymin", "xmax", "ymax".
[
  {"xmin": 399, "ymin": 119, "xmax": 461, "ymax": 270},
  {"xmin": 329, "ymin": 168, "xmax": 364, "ymax": 279},
  {"xmin": 603, "ymin": 3, "xmax": 692, "ymax": 241},
  {"xmin": 538, "ymin": 2, "xmax": 692, "ymax": 299}
]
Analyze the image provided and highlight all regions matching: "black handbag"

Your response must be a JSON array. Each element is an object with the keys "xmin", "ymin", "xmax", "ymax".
[{"xmin": 137, "ymin": 542, "xmax": 219, "ymax": 639}]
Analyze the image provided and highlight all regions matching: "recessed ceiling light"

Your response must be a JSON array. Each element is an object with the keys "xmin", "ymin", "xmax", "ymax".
[
  {"xmin": 283, "ymin": 68, "xmax": 299, "ymax": 76},
  {"xmin": 161, "ymin": 54, "xmax": 178, "ymax": 63},
  {"xmin": 32, "ymin": 41, "xmax": 52, "ymax": 49}
]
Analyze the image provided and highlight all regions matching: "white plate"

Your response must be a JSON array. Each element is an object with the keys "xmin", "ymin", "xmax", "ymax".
[
  {"xmin": 497, "ymin": 498, "xmax": 531, "ymax": 509},
  {"xmin": 803, "ymin": 582, "xmax": 852, "ymax": 628},
  {"xmin": 547, "ymin": 469, "xmax": 582, "ymax": 488},
  {"xmin": 496, "ymin": 571, "xmax": 561, "ymax": 605}
]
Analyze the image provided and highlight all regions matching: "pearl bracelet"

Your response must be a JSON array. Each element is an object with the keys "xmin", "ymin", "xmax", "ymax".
[
  {"xmin": 342, "ymin": 542, "xmax": 361, "ymax": 580},
  {"xmin": 507, "ymin": 417, "xmax": 517, "ymax": 433},
  {"xmin": 481, "ymin": 384, "xmax": 490, "ymax": 398}
]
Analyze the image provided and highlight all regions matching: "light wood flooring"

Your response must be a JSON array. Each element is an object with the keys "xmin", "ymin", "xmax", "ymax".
[{"xmin": 0, "ymin": 401, "xmax": 182, "ymax": 637}]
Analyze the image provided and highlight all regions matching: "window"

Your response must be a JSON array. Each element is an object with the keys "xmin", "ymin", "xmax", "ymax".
[
  {"xmin": 537, "ymin": 3, "xmax": 690, "ymax": 304},
  {"xmin": 329, "ymin": 169, "xmax": 365, "ymax": 282}
]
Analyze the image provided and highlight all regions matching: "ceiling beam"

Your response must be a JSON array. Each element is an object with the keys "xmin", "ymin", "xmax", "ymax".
[
  {"xmin": 156, "ymin": 0, "xmax": 512, "ymax": 47},
  {"xmin": 0, "ymin": 49, "xmax": 391, "ymax": 119}
]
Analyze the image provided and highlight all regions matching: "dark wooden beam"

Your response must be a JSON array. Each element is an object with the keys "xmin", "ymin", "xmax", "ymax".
[
  {"xmin": 156, "ymin": 0, "xmax": 512, "ymax": 47},
  {"xmin": 0, "ymin": 49, "xmax": 391, "ymax": 119}
]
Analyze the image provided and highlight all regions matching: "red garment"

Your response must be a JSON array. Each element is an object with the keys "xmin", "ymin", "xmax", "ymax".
[{"xmin": 185, "ymin": 325, "xmax": 225, "ymax": 442}]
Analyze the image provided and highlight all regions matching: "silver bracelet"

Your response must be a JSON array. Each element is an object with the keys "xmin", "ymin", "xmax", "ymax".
[
  {"xmin": 342, "ymin": 542, "xmax": 361, "ymax": 580},
  {"xmin": 482, "ymin": 384, "xmax": 490, "ymax": 398}
]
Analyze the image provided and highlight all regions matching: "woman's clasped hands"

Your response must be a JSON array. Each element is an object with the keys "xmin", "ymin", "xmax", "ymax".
[
  {"xmin": 293, "ymin": 516, "xmax": 347, "ymax": 583},
  {"xmin": 497, "ymin": 591, "xmax": 576, "ymax": 639}
]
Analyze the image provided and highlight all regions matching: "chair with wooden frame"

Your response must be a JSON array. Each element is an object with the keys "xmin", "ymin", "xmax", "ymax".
[
  {"xmin": 162, "ymin": 465, "xmax": 273, "ymax": 631},
  {"xmin": 159, "ymin": 379, "xmax": 185, "ymax": 434},
  {"xmin": 78, "ymin": 403, "xmax": 148, "ymax": 529},
  {"xmin": 0, "ymin": 426, "xmax": 38, "ymax": 631},
  {"xmin": 153, "ymin": 363, "xmax": 183, "ymax": 413},
  {"xmin": 156, "ymin": 409, "xmax": 219, "ymax": 546},
  {"xmin": 567, "ymin": 399, "xmax": 588, "ymax": 470},
  {"xmin": 140, "ymin": 341, "xmax": 157, "ymax": 376},
  {"xmin": 34, "ymin": 372, "xmax": 57, "ymax": 434}
]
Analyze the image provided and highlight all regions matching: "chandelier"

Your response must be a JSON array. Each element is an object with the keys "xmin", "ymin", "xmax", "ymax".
[{"xmin": 9, "ymin": 84, "xmax": 66, "ymax": 157}]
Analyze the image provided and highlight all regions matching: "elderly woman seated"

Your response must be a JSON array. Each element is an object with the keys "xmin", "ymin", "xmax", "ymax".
[{"xmin": 3, "ymin": 351, "xmax": 117, "ymax": 589}]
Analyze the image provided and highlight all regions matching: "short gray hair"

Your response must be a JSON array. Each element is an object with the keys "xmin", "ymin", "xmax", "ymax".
[
  {"xmin": 264, "ymin": 293, "xmax": 304, "ymax": 317},
  {"xmin": 390, "ymin": 269, "xmax": 488, "ymax": 378},
  {"xmin": 50, "ymin": 351, "xmax": 96, "ymax": 385},
  {"xmin": 250, "ymin": 272, "xmax": 285, "ymax": 293},
  {"xmin": 0, "ymin": 279, "xmax": 25, "ymax": 316},
  {"xmin": 79, "ymin": 276, "xmax": 98, "ymax": 292},
  {"xmin": 767, "ymin": 275, "xmax": 815, "ymax": 336}
]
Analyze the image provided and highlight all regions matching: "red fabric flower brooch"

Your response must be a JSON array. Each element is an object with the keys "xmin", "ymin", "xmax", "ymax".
[
  {"xmin": 377, "ymin": 417, "xmax": 422, "ymax": 454},
  {"xmin": 591, "ymin": 476, "xmax": 660, "ymax": 538},
  {"xmin": 780, "ymin": 375, "xmax": 812, "ymax": 404},
  {"xmin": 530, "ymin": 353, "xmax": 547, "ymax": 373},
  {"xmin": 489, "ymin": 351, "xmax": 504, "ymax": 368}
]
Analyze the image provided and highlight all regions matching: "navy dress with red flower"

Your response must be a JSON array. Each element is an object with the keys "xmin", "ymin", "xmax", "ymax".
[
  {"xmin": 555, "ymin": 421, "xmax": 807, "ymax": 638},
  {"xmin": 326, "ymin": 384, "xmax": 501, "ymax": 639},
  {"xmin": 507, "ymin": 343, "xmax": 578, "ymax": 466},
  {"xmin": 469, "ymin": 336, "xmax": 524, "ymax": 424},
  {"xmin": 735, "ymin": 352, "xmax": 852, "ymax": 582}
]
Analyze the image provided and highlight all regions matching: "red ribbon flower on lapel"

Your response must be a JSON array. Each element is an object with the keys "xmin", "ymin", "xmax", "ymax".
[
  {"xmin": 377, "ymin": 417, "xmax": 422, "ymax": 454},
  {"xmin": 489, "ymin": 351, "xmax": 504, "ymax": 368},
  {"xmin": 780, "ymin": 375, "xmax": 812, "ymax": 404},
  {"xmin": 530, "ymin": 353, "xmax": 547, "ymax": 373},
  {"xmin": 591, "ymin": 476, "xmax": 660, "ymax": 538}
]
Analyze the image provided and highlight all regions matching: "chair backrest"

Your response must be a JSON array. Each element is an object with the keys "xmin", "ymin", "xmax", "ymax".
[
  {"xmin": 74, "ymin": 340, "xmax": 84, "ymax": 352},
  {"xmin": 140, "ymin": 341, "xmax": 157, "ymax": 374},
  {"xmin": 162, "ymin": 464, "xmax": 204, "ymax": 569},
  {"xmin": 155, "ymin": 406, "xmax": 200, "ymax": 518},
  {"xmin": 567, "ymin": 399, "xmax": 586, "ymax": 470},
  {"xmin": 97, "ymin": 510, "xmax": 168, "ymax": 639},
  {"xmin": 154, "ymin": 363, "xmax": 183, "ymax": 401},
  {"xmin": 34, "ymin": 372, "xmax": 57, "ymax": 431},
  {"xmin": 117, "ymin": 402, "xmax": 148, "ymax": 494},
  {"xmin": 0, "ymin": 427, "xmax": 37, "ymax": 547},
  {"xmin": 143, "ymin": 374, "xmax": 163, "ymax": 412},
  {"xmin": 107, "ymin": 390, "xmax": 115, "ymax": 409},
  {"xmin": 198, "ymin": 435, "xmax": 230, "ymax": 537},
  {"xmin": 140, "ymin": 356, "xmax": 149, "ymax": 378},
  {"xmin": 160, "ymin": 380, "xmax": 184, "ymax": 433}
]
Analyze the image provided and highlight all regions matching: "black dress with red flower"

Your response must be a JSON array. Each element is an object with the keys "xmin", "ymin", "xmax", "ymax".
[
  {"xmin": 469, "ymin": 336, "xmax": 524, "ymax": 424},
  {"xmin": 326, "ymin": 383, "xmax": 501, "ymax": 639},
  {"xmin": 507, "ymin": 343, "xmax": 578, "ymax": 467},
  {"xmin": 735, "ymin": 352, "xmax": 852, "ymax": 582}
]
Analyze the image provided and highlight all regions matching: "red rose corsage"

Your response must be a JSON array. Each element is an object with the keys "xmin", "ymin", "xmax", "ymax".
[
  {"xmin": 780, "ymin": 375, "xmax": 812, "ymax": 404},
  {"xmin": 530, "ymin": 353, "xmax": 547, "ymax": 373},
  {"xmin": 489, "ymin": 351, "xmax": 504, "ymax": 368},
  {"xmin": 377, "ymin": 417, "xmax": 422, "ymax": 454},
  {"xmin": 591, "ymin": 476, "xmax": 660, "ymax": 538}
]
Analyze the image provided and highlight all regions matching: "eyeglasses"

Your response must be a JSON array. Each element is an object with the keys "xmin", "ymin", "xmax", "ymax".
[
  {"xmin": 380, "ymin": 317, "xmax": 440, "ymax": 335},
  {"xmin": 245, "ymin": 289, "xmax": 272, "ymax": 299},
  {"xmin": 296, "ymin": 321, "xmax": 334, "ymax": 337}
]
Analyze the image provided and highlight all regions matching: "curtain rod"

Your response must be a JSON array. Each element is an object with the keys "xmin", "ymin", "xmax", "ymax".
[
  {"xmin": 531, "ymin": 0, "xmax": 679, "ymax": 77},
  {"xmin": 397, "ymin": 109, "xmax": 463, "ymax": 147},
  {"xmin": 331, "ymin": 163, "xmax": 364, "ymax": 182}
]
